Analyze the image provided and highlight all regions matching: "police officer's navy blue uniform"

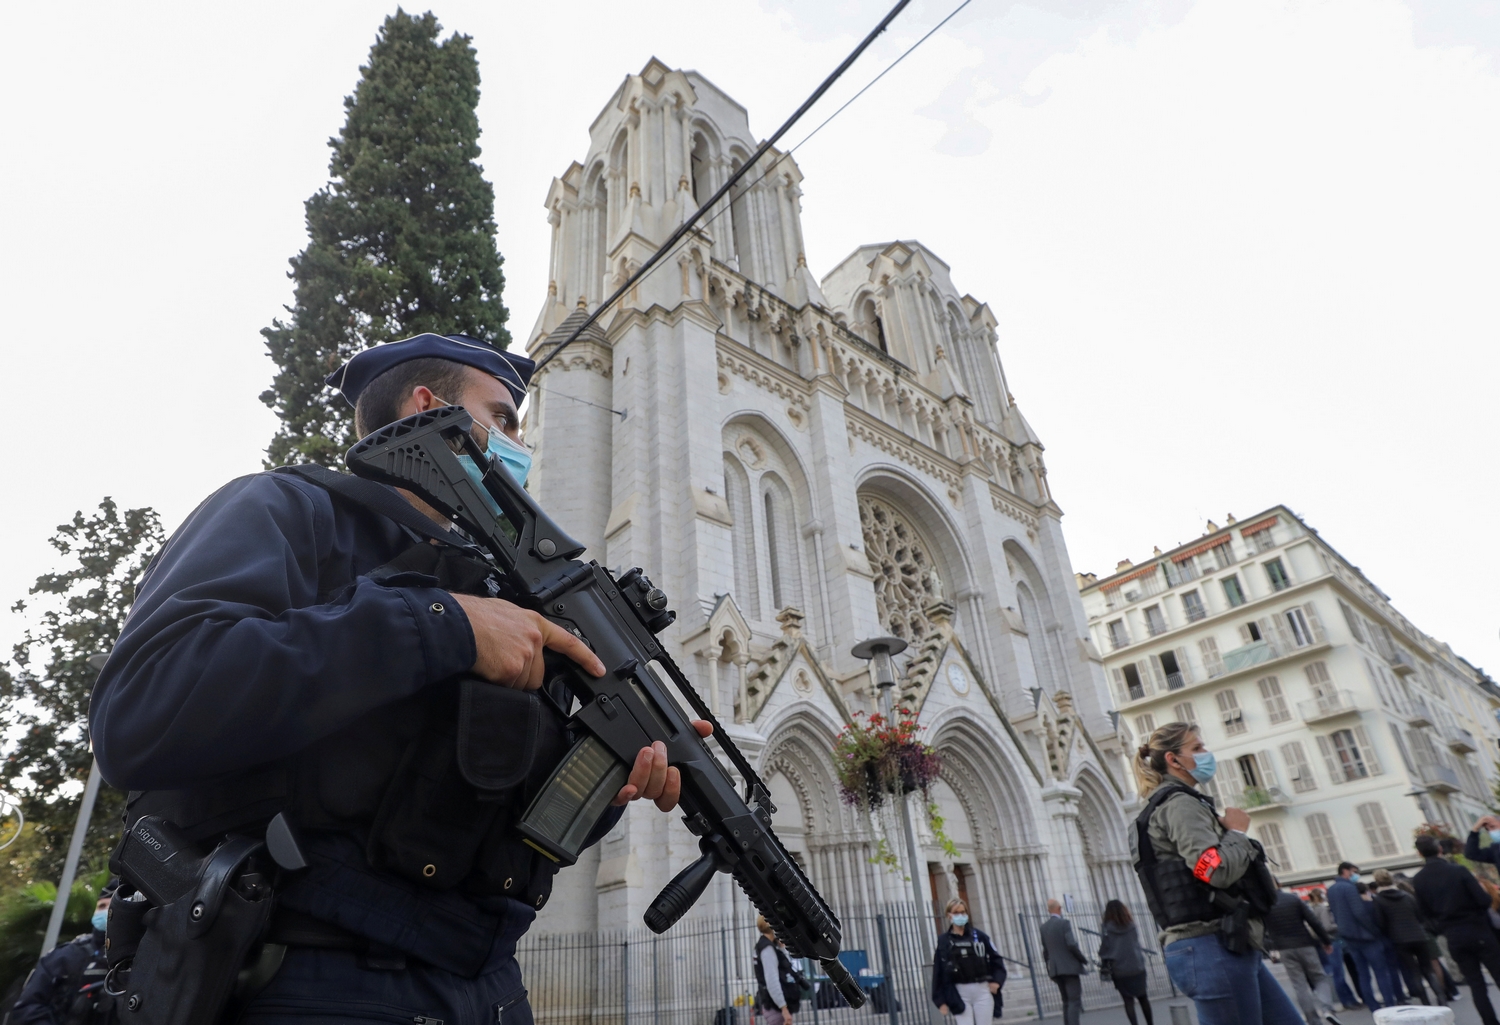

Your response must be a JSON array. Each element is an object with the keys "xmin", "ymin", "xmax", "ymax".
[
  {"xmin": 89, "ymin": 335, "xmax": 617, "ymax": 1022},
  {"xmin": 9, "ymin": 930, "xmax": 114, "ymax": 1025}
]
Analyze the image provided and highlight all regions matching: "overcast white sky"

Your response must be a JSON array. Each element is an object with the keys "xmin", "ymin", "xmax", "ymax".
[{"xmin": 1, "ymin": 0, "xmax": 1496, "ymax": 677}]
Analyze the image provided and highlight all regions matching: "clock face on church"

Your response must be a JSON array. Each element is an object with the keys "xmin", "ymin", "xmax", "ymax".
[{"xmin": 946, "ymin": 663, "xmax": 970, "ymax": 695}]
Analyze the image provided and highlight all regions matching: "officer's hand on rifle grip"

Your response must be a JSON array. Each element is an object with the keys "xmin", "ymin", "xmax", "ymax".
[
  {"xmin": 451, "ymin": 594, "xmax": 605, "ymax": 689},
  {"xmin": 612, "ymin": 722, "xmax": 714, "ymax": 812}
]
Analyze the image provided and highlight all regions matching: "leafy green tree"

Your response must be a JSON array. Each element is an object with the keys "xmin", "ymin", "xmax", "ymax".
[
  {"xmin": 1, "ymin": 500, "xmax": 163, "ymax": 891},
  {"xmin": 0, "ymin": 870, "xmax": 108, "ymax": 995},
  {"xmin": 260, "ymin": 8, "xmax": 511, "ymax": 466}
]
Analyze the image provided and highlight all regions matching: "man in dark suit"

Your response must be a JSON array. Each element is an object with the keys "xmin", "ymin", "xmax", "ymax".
[
  {"xmin": 1040, "ymin": 899, "xmax": 1088, "ymax": 1025},
  {"xmin": 1413, "ymin": 834, "xmax": 1500, "ymax": 1025}
]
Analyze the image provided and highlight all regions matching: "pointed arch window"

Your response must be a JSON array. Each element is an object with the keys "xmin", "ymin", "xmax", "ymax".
[
  {"xmin": 723, "ymin": 455, "xmax": 760, "ymax": 614},
  {"xmin": 765, "ymin": 491, "xmax": 783, "ymax": 610},
  {"xmin": 762, "ymin": 474, "xmax": 802, "ymax": 614}
]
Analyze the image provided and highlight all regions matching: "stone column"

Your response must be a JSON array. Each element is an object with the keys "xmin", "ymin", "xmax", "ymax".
[{"xmin": 1038, "ymin": 782, "xmax": 1092, "ymax": 909}]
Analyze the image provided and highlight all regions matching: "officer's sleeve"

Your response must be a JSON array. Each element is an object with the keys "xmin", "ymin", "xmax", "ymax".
[
  {"xmin": 1158, "ymin": 794, "xmax": 1255, "ymax": 890},
  {"xmin": 90, "ymin": 474, "xmax": 477, "ymax": 790},
  {"xmin": 1465, "ymin": 831, "xmax": 1500, "ymax": 865},
  {"xmin": 8, "ymin": 951, "xmax": 65, "ymax": 1025}
]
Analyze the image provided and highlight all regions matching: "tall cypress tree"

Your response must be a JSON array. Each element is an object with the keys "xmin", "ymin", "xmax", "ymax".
[{"xmin": 260, "ymin": 9, "xmax": 510, "ymax": 466}]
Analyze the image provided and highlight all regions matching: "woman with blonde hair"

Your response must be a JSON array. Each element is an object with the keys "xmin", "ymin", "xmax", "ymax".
[
  {"xmin": 931, "ymin": 898, "xmax": 1006, "ymax": 1025},
  {"xmin": 1131, "ymin": 721, "xmax": 1294, "ymax": 1025}
]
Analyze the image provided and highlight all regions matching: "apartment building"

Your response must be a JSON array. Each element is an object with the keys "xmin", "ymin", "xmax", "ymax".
[{"xmin": 1078, "ymin": 506, "xmax": 1499, "ymax": 883}]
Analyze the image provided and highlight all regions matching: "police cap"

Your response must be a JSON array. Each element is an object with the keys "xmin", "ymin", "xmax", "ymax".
[{"xmin": 326, "ymin": 334, "xmax": 536, "ymax": 408}]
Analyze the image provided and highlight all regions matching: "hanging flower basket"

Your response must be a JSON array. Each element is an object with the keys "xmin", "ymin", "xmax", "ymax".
[{"xmin": 834, "ymin": 708, "xmax": 943, "ymax": 809}]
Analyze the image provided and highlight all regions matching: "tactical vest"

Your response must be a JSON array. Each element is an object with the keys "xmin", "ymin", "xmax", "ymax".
[
  {"xmin": 1132, "ymin": 782, "xmax": 1234, "ymax": 930},
  {"xmin": 754, "ymin": 935, "xmax": 803, "ymax": 1012},
  {"xmin": 944, "ymin": 930, "xmax": 992, "ymax": 984},
  {"xmin": 123, "ymin": 472, "xmax": 575, "ymax": 914}
]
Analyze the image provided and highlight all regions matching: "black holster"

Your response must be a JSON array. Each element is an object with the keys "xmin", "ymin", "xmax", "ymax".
[
  {"xmin": 108, "ymin": 815, "xmax": 275, "ymax": 1024},
  {"xmin": 1211, "ymin": 890, "xmax": 1253, "ymax": 954}
]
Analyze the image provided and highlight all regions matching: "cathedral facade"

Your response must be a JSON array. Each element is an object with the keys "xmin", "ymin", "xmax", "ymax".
[{"xmin": 523, "ymin": 59, "xmax": 1136, "ymax": 961}]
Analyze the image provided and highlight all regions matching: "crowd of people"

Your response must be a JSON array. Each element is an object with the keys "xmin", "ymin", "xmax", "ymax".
[{"xmin": 1128, "ymin": 719, "xmax": 1500, "ymax": 1025}]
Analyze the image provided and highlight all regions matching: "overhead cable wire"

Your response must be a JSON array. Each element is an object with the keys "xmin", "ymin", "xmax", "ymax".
[{"xmin": 535, "ymin": 0, "xmax": 913, "ymax": 372}]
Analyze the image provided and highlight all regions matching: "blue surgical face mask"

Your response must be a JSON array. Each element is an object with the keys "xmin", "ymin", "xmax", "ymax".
[
  {"xmin": 92, "ymin": 910, "xmax": 108, "ymax": 932},
  {"xmin": 1489, "ymin": 830, "xmax": 1500, "ymax": 844},
  {"xmin": 434, "ymin": 397, "xmax": 533, "ymax": 490},
  {"xmin": 455, "ymin": 423, "xmax": 532, "ymax": 521},
  {"xmin": 1349, "ymin": 872, "xmax": 1361, "ymax": 884},
  {"xmin": 1187, "ymin": 750, "xmax": 1217, "ymax": 784},
  {"xmin": 481, "ymin": 424, "xmax": 533, "ymax": 488},
  {"xmin": 950, "ymin": 913, "xmax": 969, "ymax": 927}
]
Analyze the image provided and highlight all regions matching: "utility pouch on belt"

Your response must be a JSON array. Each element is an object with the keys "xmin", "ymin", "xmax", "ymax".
[
  {"xmin": 107, "ymin": 815, "xmax": 275, "ymax": 1025},
  {"xmin": 366, "ymin": 677, "xmax": 569, "ymax": 902}
]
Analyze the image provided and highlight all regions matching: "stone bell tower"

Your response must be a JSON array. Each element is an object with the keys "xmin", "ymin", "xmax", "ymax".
[{"xmin": 523, "ymin": 58, "xmax": 1132, "ymax": 962}]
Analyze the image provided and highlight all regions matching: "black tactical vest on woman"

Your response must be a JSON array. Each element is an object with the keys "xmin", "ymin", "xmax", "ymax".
[
  {"xmin": 123, "ymin": 517, "xmax": 575, "ymax": 915},
  {"xmin": 1132, "ymin": 782, "xmax": 1233, "ymax": 929}
]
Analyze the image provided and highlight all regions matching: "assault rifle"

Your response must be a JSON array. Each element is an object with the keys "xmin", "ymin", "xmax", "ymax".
[{"xmin": 346, "ymin": 405, "xmax": 866, "ymax": 1009}]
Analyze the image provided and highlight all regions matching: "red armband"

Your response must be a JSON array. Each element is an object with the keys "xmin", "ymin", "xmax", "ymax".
[{"xmin": 1193, "ymin": 847, "xmax": 1222, "ymax": 883}]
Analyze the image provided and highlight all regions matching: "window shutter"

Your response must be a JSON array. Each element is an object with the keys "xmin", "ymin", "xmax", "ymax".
[
  {"xmin": 1338, "ymin": 600, "xmax": 1366, "ymax": 644},
  {"xmin": 1281, "ymin": 741, "xmax": 1316, "ymax": 792},
  {"xmin": 1315, "ymin": 735, "xmax": 1343, "ymax": 783},
  {"xmin": 1264, "ymin": 615, "xmax": 1291, "ymax": 653},
  {"xmin": 1354, "ymin": 725, "xmax": 1383, "ymax": 775},
  {"xmin": 1387, "ymin": 723, "xmax": 1416, "ymax": 773},
  {"xmin": 1147, "ymin": 654, "xmax": 1166, "ymax": 691},
  {"xmin": 1110, "ymin": 667, "xmax": 1127, "ymax": 704},
  {"xmin": 1357, "ymin": 803, "xmax": 1398, "ymax": 857},
  {"xmin": 1256, "ymin": 750, "xmax": 1278, "ymax": 788},
  {"xmin": 1238, "ymin": 624, "xmax": 1255, "ymax": 646},
  {"xmin": 1175, "ymin": 647, "xmax": 1194, "ymax": 684},
  {"xmin": 1199, "ymin": 637, "xmax": 1224, "ymax": 676},
  {"xmin": 1303, "ymin": 602, "xmax": 1326, "ymax": 643},
  {"xmin": 1258, "ymin": 675, "xmax": 1290, "ymax": 723},
  {"xmin": 1136, "ymin": 659, "xmax": 1155, "ymax": 696},
  {"xmin": 1307, "ymin": 813, "xmax": 1341, "ymax": 865}
]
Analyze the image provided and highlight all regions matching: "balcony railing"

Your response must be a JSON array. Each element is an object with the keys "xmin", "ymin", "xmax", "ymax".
[
  {"xmin": 1222, "ymin": 640, "xmax": 1279, "ymax": 673},
  {"xmin": 1184, "ymin": 603, "xmax": 1207, "ymax": 623},
  {"xmin": 1387, "ymin": 649, "xmax": 1418, "ymax": 676},
  {"xmin": 1227, "ymin": 786, "xmax": 1291, "ymax": 812},
  {"xmin": 1405, "ymin": 698, "xmax": 1434, "ymax": 728},
  {"xmin": 1297, "ymin": 690, "xmax": 1361, "ymax": 723},
  {"xmin": 1445, "ymin": 727, "xmax": 1478, "ymax": 754},
  {"xmin": 1416, "ymin": 762, "xmax": 1461, "ymax": 793},
  {"xmin": 1146, "ymin": 619, "xmax": 1169, "ymax": 638},
  {"xmin": 1164, "ymin": 672, "xmax": 1186, "ymax": 692}
]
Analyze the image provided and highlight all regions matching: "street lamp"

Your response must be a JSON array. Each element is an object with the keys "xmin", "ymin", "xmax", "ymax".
[
  {"xmin": 850, "ymin": 636, "xmax": 928, "ymax": 916},
  {"xmin": 40, "ymin": 651, "xmax": 109, "ymax": 956}
]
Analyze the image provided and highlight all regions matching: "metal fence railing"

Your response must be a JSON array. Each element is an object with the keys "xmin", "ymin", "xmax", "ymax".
[{"xmin": 516, "ymin": 900, "xmax": 1177, "ymax": 1024}]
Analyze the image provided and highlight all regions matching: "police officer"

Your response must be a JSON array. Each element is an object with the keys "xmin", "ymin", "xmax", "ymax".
[
  {"xmin": 932, "ymin": 898, "xmax": 1005, "ymax": 1025},
  {"xmin": 89, "ymin": 334, "xmax": 710, "ymax": 1022},
  {"xmin": 9, "ymin": 890, "xmax": 116, "ymax": 1024},
  {"xmin": 1130, "ymin": 721, "xmax": 1298, "ymax": 1025}
]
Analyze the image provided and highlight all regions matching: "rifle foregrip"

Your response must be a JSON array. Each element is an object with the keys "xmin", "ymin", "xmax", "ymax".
[{"xmin": 644, "ymin": 852, "xmax": 719, "ymax": 934}]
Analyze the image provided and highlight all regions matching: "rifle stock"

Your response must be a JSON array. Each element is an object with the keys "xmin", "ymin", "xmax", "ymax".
[{"xmin": 346, "ymin": 406, "xmax": 866, "ymax": 1009}]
